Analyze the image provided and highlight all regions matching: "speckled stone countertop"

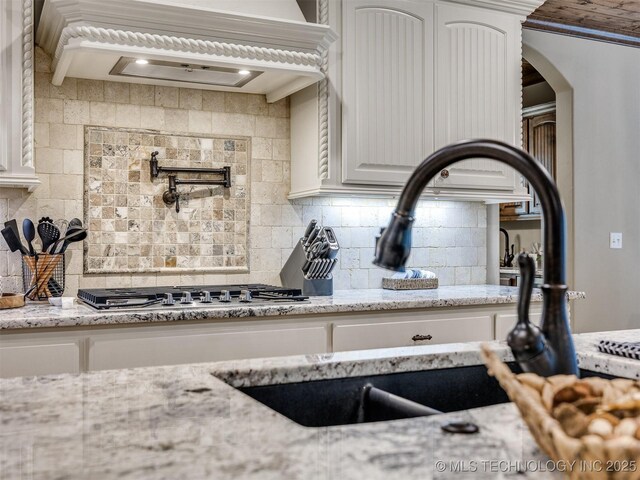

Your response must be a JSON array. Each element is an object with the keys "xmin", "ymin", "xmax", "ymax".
[
  {"xmin": 0, "ymin": 285, "xmax": 585, "ymax": 330},
  {"xmin": 1, "ymin": 329, "xmax": 636, "ymax": 479}
]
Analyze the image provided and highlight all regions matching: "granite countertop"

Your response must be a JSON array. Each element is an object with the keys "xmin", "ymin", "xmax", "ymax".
[
  {"xmin": 1, "ymin": 329, "xmax": 635, "ymax": 479},
  {"xmin": 500, "ymin": 267, "xmax": 543, "ymax": 276},
  {"xmin": 0, "ymin": 285, "xmax": 585, "ymax": 330}
]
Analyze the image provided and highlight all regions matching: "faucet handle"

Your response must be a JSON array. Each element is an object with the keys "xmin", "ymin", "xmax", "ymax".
[{"xmin": 507, "ymin": 253, "xmax": 557, "ymax": 376}]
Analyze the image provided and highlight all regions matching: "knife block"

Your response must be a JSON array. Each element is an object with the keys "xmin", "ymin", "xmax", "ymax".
[{"xmin": 280, "ymin": 240, "xmax": 333, "ymax": 296}]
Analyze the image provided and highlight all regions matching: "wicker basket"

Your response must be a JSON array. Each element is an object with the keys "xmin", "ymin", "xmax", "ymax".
[{"xmin": 481, "ymin": 345, "xmax": 640, "ymax": 479}]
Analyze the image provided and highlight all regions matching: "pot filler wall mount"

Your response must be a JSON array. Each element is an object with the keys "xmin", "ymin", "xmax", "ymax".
[
  {"xmin": 374, "ymin": 139, "xmax": 578, "ymax": 378},
  {"xmin": 149, "ymin": 151, "xmax": 231, "ymax": 213}
]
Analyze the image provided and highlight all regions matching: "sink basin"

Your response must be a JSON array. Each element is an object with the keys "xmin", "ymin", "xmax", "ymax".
[{"xmin": 237, "ymin": 364, "xmax": 613, "ymax": 427}]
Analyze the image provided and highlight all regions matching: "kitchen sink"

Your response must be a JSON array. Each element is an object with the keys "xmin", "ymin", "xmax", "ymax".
[{"xmin": 237, "ymin": 364, "xmax": 614, "ymax": 427}]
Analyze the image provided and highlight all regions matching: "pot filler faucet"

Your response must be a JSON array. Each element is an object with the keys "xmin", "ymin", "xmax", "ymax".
[{"xmin": 373, "ymin": 139, "xmax": 578, "ymax": 377}]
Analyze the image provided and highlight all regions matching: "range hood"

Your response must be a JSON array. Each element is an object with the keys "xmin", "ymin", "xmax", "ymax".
[{"xmin": 36, "ymin": 0, "xmax": 337, "ymax": 103}]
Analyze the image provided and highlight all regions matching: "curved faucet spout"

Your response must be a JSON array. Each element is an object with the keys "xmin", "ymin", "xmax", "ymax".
[{"xmin": 374, "ymin": 139, "xmax": 577, "ymax": 376}]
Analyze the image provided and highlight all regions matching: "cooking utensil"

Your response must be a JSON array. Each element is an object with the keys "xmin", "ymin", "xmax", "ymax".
[
  {"xmin": 37, "ymin": 221, "xmax": 60, "ymax": 253},
  {"xmin": 54, "ymin": 219, "xmax": 69, "ymax": 235},
  {"xmin": 1, "ymin": 226, "xmax": 28, "ymax": 255},
  {"xmin": 49, "ymin": 227, "xmax": 87, "ymax": 254},
  {"xmin": 302, "ymin": 219, "xmax": 317, "ymax": 242},
  {"xmin": 38, "ymin": 216, "xmax": 54, "ymax": 224},
  {"xmin": 69, "ymin": 218, "xmax": 82, "ymax": 227},
  {"xmin": 22, "ymin": 219, "xmax": 37, "ymax": 256},
  {"xmin": 4, "ymin": 220, "xmax": 23, "ymax": 248}
]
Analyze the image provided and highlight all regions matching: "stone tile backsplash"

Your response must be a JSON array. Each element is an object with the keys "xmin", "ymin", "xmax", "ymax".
[
  {"xmin": 84, "ymin": 127, "xmax": 249, "ymax": 273},
  {"xmin": 0, "ymin": 48, "xmax": 487, "ymax": 292}
]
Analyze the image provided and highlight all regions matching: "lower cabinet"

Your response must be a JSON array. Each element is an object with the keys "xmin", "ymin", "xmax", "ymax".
[
  {"xmin": 89, "ymin": 325, "xmax": 328, "ymax": 371},
  {"xmin": 333, "ymin": 313, "xmax": 493, "ymax": 352},
  {"xmin": 0, "ymin": 303, "xmax": 558, "ymax": 378},
  {"xmin": 0, "ymin": 342, "xmax": 80, "ymax": 377},
  {"xmin": 494, "ymin": 309, "xmax": 542, "ymax": 341}
]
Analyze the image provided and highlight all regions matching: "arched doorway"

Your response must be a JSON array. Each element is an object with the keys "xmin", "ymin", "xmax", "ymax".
[{"xmin": 521, "ymin": 42, "xmax": 575, "ymax": 288}]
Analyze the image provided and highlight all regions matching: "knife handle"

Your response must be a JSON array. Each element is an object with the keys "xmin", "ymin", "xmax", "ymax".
[
  {"xmin": 303, "ymin": 219, "xmax": 317, "ymax": 241},
  {"xmin": 304, "ymin": 225, "xmax": 321, "ymax": 248}
]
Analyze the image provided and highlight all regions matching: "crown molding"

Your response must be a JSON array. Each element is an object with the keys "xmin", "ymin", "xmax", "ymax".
[{"xmin": 444, "ymin": 0, "xmax": 546, "ymax": 17}]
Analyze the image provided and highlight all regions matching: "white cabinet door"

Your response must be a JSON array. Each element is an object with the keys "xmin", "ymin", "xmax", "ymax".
[
  {"xmin": 0, "ymin": 343, "xmax": 80, "ymax": 378},
  {"xmin": 433, "ymin": 3, "xmax": 520, "ymax": 191},
  {"xmin": 495, "ymin": 310, "xmax": 543, "ymax": 341},
  {"xmin": 333, "ymin": 314, "xmax": 492, "ymax": 352},
  {"xmin": 342, "ymin": 0, "xmax": 434, "ymax": 185},
  {"xmin": 89, "ymin": 325, "xmax": 328, "ymax": 371}
]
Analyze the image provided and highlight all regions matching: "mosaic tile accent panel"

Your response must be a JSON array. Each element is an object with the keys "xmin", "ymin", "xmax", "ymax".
[{"xmin": 83, "ymin": 126, "xmax": 250, "ymax": 273}]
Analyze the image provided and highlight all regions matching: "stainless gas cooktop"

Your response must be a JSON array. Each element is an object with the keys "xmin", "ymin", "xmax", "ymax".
[{"xmin": 77, "ymin": 284, "xmax": 308, "ymax": 310}]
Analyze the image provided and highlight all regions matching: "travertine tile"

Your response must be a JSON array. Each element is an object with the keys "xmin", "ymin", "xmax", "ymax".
[
  {"xmin": 50, "ymin": 77, "xmax": 77, "ymax": 100},
  {"xmin": 90, "ymin": 102, "xmax": 116, "ymax": 126},
  {"xmin": 129, "ymin": 84, "xmax": 155, "ymax": 106},
  {"xmin": 115, "ymin": 104, "xmax": 141, "ymax": 128},
  {"xmin": 63, "ymin": 100, "xmax": 91, "ymax": 125},
  {"xmin": 155, "ymin": 86, "xmax": 179, "ymax": 108},
  {"xmin": 104, "ymin": 81, "xmax": 130, "ymax": 103},
  {"xmin": 35, "ymin": 148, "xmax": 64, "ymax": 174},
  {"xmin": 35, "ymin": 98, "xmax": 63, "ymax": 123},
  {"xmin": 78, "ymin": 79, "xmax": 104, "ymax": 102},
  {"xmin": 188, "ymin": 110, "xmax": 211, "ymax": 133},
  {"xmin": 165, "ymin": 109, "xmax": 189, "ymax": 132},
  {"xmin": 179, "ymin": 89, "xmax": 203, "ymax": 110},
  {"xmin": 202, "ymin": 91, "xmax": 225, "ymax": 111},
  {"xmin": 49, "ymin": 124, "xmax": 78, "ymax": 149},
  {"xmin": 140, "ymin": 106, "xmax": 165, "ymax": 130},
  {"xmin": 85, "ymin": 126, "xmax": 249, "ymax": 274}
]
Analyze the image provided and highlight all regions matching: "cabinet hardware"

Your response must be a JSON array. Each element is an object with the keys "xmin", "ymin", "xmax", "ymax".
[
  {"xmin": 440, "ymin": 169, "xmax": 449, "ymax": 179},
  {"xmin": 411, "ymin": 334, "xmax": 433, "ymax": 341}
]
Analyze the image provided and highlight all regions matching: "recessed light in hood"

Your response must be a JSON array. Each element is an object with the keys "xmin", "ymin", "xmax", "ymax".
[{"xmin": 110, "ymin": 57, "xmax": 261, "ymax": 87}]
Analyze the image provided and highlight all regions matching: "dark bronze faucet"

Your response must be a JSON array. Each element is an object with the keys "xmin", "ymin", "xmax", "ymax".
[
  {"xmin": 500, "ymin": 228, "xmax": 515, "ymax": 267},
  {"xmin": 373, "ymin": 139, "xmax": 578, "ymax": 377}
]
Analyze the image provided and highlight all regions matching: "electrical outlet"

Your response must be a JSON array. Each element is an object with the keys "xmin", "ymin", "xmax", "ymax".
[{"xmin": 610, "ymin": 232, "xmax": 623, "ymax": 249}]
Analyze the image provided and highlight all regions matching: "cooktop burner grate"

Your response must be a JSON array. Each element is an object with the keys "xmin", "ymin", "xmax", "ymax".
[{"xmin": 78, "ymin": 284, "xmax": 307, "ymax": 310}]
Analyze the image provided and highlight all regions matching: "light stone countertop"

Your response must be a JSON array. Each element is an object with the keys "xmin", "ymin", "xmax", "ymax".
[
  {"xmin": 1, "ymin": 329, "xmax": 637, "ymax": 479},
  {"xmin": 0, "ymin": 285, "xmax": 585, "ymax": 330}
]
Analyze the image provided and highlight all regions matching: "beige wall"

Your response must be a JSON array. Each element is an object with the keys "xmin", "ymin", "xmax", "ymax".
[
  {"xmin": 523, "ymin": 30, "xmax": 640, "ymax": 332},
  {"xmin": 0, "ymin": 48, "xmax": 487, "ymax": 294}
]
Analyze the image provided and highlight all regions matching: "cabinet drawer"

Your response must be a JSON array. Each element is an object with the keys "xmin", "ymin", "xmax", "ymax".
[
  {"xmin": 0, "ymin": 343, "xmax": 80, "ymax": 378},
  {"xmin": 89, "ymin": 326, "xmax": 327, "ymax": 371},
  {"xmin": 495, "ymin": 310, "xmax": 542, "ymax": 341},
  {"xmin": 333, "ymin": 315, "xmax": 492, "ymax": 352}
]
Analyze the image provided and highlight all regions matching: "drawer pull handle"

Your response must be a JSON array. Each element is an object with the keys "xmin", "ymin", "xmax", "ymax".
[
  {"xmin": 440, "ymin": 169, "xmax": 449, "ymax": 179},
  {"xmin": 412, "ymin": 334, "xmax": 433, "ymax": 342}
]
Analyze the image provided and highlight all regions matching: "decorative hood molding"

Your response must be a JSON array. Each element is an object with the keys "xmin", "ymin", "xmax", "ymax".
[{"xmin": 36, "ymin": 0, "xmax": 337, "ymax": 102}]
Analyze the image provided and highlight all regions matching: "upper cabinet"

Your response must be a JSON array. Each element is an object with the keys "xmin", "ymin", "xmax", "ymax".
[
  {"xmin": 432, "ymin": 4, "xmax": 520, "ymax": 192},
  {"xmin": 341, "ymin": 0, "xmax": 434, "ymax": 186},
  {"xmin": 0, "ymin": 0, "xmax": 39, "ymax": 191},
  {"xmin": 289, "ymin": 0, "xmax": 544, "ymax": 201}
]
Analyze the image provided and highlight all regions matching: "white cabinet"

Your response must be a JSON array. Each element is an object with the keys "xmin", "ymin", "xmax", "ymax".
[
  {"xmin": 333, "ymin": 312, "xmax": 493, "ymax": 352},
  {"xmin": 0, "ymin": 342, "xmax": 80, "ymax": 378},
  {"xmin": 289, "ymin": 0, "xmax": 541, "ymax": 201},
  {"xmin": 432, "ymin": 3, "xmax": 520, "ymax": 192},
  {"xmin": 0, "ymin": 0, "xmax": 39, "ymax": 191},
  {"xmin": 88, "ymin": 324, "xmax": 328, "ymax": 371},
  {"xmin": 495, "ymin": 309, "xmax": 543, "ymax": 341},
  {"xmin": 341, "ymin": 0, "xmax": 434, "ymax": 185},
  {"xmin": 0, "ymin": 302, "xmax": 562, "ymax": 377}
]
